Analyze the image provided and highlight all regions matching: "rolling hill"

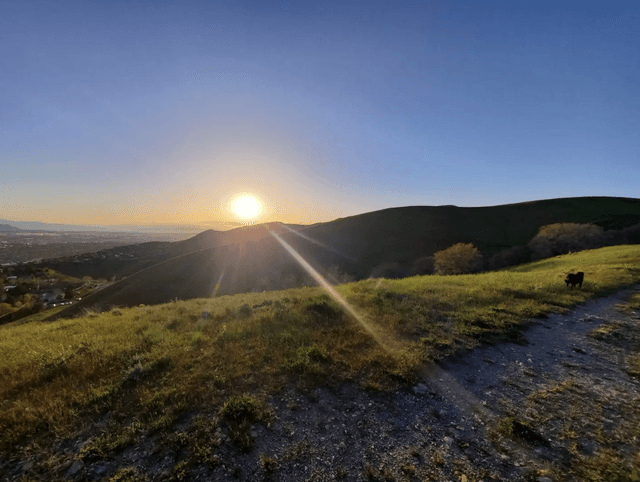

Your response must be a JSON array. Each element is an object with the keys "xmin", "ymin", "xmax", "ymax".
[
  {"xmin": 45, "ymin": 196, "xmax": 640, "ymax": 318},
  {"xmin": 3, "ymin": 245, "xmax": 640, "ymax": 481}
]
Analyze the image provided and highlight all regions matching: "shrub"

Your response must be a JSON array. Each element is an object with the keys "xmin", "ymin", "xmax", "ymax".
[
  {"xmin": 369, "ymin": 261, "xmax": 407, "ymax": 279},
  {"xmin": 529, "ymin": 223, "xmax": 604, "ymax": 260},
  {"xmin": 487, "ymin": 246, "xmax": 530, "ymax": 270},
  {"xmin": 434, "ymin": 243, "xmax": 483, "ymax": 275},
  {"xmin": 410, "ymin": 256, "xmax": 435, "ymax": 276},
  {"xmin": 219, "ymin": 395, "xmax": 259, "ymax": 423},
  {"xmin": 236, "ymin": 304, "xmax": 253, "ymax": 320}
]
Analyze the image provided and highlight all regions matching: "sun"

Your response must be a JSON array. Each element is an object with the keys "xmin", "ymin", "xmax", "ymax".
[{"xmin": 233, "ymin": 195, "xmax": 262, "ymax": 220}]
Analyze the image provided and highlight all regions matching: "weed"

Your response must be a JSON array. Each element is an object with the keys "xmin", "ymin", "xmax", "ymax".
[
  {"xmin": 280, "ymin": 439, "xmax": 314, "ymax": 462},
  {"xmin": 150, "ymin": 412, "xmax": 176, "ymax": 432},
  {"xmin": 80, "ymin": 422, "xmax": 143, "ymax": 460},
  {"xmin": 192, "ymin": 443, "xmax": 221, "ymax": 467},
  {"xmin": 628, "ymin": 356, "xmax": 640, "ymax": 378},
  {"xmin": 496, "ymin": 417, "xmax": 549, "ymax": 446},
  {"xmin": 362, "ymin": 463, "xmax": 379, "ymax": 480},
  {"xmin": 259, "ymin": 453, "xmax": 278, "ymax": 475},
  {"xmin": 400, "ymin": 463, "xmax": 416, "ymax": 475},
  {"xmin": 382, "ymin": 467, "xmax": 396, "ymax": 481},
  {"xmin": 228, "ymin": 420, "xmax": 254, "ymax": 452},
  {"xmin": 575, "ymin": 449, "xmax": 640, "ymax": 482},
  {"xmin": 286, "ymin": 344, "xmax": 328, "ymax": 374},
  {"xmin": 236, "ymin": 304, "xmax": 253, "ymax": 319},
  {"xmin": 190, "ymin": 330, "xmax": 209, "ymax": 348},
  {"xmin": 433, "ymin": 451, "xmax": 445, "ymax": 466},
  {"xmin": 220, "ymin": 395, "xmax": 259, "ymax": 423},
  {"xmin": 304, "ymin": 296, "xmax": 343, "ymax": 324},
  {"xmin": 108, "ymin": 467, "xmax": 147, "ymax": 482},
  {"xmin": 171, "ymin": 460, "xmax": 191, "ymax": 481},
  {"xmin": 590, "ymin": 323, "xmax": 621, "ymax": 340},
  {"xmin": 336, "ymin": 464, "xmax": 348, "ymax": 479}
]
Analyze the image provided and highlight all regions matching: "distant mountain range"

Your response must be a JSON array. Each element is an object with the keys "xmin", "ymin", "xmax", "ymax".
[
  {"xmin": 0, "ymin": 224, "xmax": 22, "ymax": 232},
  {"xmin": 43, "ymin": 196, "xmax": 640, "ymax": 319},
  {"xmin": 0, "ymin": 219, "xmax": 233, "ymax": 233}
]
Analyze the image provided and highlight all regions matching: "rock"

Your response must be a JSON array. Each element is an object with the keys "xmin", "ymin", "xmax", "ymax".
[
  {"xmin": 68, "ymin": 459, "xmax": 84, "ymax": 476},
  {"xmin": 519, "ymin": 466, "xmax": 535, "ymax": 477},
  {"xmin": 413, "ymin": 383, "xmax": 428, "ymax": 395},
  {"xmin": 443, "ymin": 436, "xmax": 454, "ymax": 446}
]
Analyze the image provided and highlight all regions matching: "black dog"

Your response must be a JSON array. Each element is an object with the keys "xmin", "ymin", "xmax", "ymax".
[{"xmin": 565, "ymin": 272, "xmax": 584, "ymax": 289}]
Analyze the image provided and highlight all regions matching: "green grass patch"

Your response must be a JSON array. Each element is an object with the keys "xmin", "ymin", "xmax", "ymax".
[
  {"xmin": 80, "ymin": 422, "xmax": 143, "ymax": 460},
  {"xmin": 1, "ymin": 245, "xmax": 640, "ymax": 458},
  {"xmin": 219, "ymin": 395, "xmax": 260, "ymax": 423},
  {"xmin": 108, "ymin": 467, "xmax": 147, "ymax": 482},
  {"xmin": 574, "ymin": 449, "xmax": 640, "ymax": 482}
]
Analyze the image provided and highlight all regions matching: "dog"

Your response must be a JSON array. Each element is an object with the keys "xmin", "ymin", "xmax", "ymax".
[{"xmin": 565, "ymin": 272, "xmax": 584, "ymax": 289}]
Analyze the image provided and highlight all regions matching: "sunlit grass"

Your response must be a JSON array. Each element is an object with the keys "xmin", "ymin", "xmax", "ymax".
[{"xmin": 1, "ymin": 245, "xmax": 639, "ymax": 457}]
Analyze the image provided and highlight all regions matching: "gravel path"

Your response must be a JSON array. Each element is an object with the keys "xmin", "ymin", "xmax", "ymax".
[{"xmin": 223, "ymin": 285, "xmax": 640, "ymax": 482}]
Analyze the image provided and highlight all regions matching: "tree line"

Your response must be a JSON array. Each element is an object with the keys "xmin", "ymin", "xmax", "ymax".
[{"xmin": 426, "ymin": 222, "xmax": 640, "ymax": 275}]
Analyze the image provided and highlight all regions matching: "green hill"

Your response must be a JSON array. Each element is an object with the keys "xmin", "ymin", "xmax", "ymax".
[{"xmin": 2, "ymin": 245, "xmax": 640, "ymax": 480}]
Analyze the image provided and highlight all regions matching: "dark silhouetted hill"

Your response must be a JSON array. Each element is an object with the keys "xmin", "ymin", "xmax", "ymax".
[{"xmin": 48, "ymin": 196, "xmax": 640, "ymax": 318}]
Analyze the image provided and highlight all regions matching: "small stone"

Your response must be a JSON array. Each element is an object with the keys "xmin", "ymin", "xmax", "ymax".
[
  {"xmin": 413, "ymin": 383, "xmax": 429, "ymax": 395},
  {"xmin": 520, "ymin": 467, "xmax": 535, "ymax": 477},
  {"xmin": 443, "ymin": 436, "xmax": 454, "ymax": 446},
  {"xmin": 68, "ymin": 460, "xmax": 84, "ymax": 476}
]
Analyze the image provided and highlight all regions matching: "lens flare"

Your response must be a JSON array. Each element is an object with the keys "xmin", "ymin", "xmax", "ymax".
[
  {"xmin": 279, "ymin": 224, "xmax": 355, "ymax": 261},
  {"xmin": 268, "ymin": 227, "xmax": 503, "ymax": 445},
  {"xmin": 268, "ymin": 228, "xmax": 387, "ymax": 349}
]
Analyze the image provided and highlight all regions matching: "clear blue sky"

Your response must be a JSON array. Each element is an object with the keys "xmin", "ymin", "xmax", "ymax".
[{"xmin": 1, "ymin": 0, "xmax": 638, "ymax": 228}]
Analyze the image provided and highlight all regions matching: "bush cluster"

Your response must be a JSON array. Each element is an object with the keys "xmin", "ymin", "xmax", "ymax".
[
  {"xmin": 528, "ymin": 223, "xmax": 605, "ymax": 260},
  {"xmin": 421, "ymin": 221, "xmax": 640, "ymax": 276},
  {"xmin": 434, "ymin": 243, "xmax": 483, "ymax": 275}
]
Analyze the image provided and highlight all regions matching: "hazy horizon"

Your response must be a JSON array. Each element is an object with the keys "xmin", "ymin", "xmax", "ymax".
[
  {"xmin": 4, "ymin": 194, "xmax": 640, "ymax": 234},
  {"xmin": 2, "ymin": 1, "xmax": 639, "ymax": 227}
]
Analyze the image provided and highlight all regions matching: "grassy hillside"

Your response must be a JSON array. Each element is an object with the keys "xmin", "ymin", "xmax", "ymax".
[
  {"xmin": 2, "ymin": 245, "xmax": 640, "ymax": 478},
  {"xmin": 47, "ymin": 196, "xmax": 640, "ymax": 314}
]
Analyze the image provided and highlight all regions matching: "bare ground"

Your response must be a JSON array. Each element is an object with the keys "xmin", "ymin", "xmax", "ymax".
[{"xmin": 4, "ymin": 285, "xmax": 640, "ymax": 482}]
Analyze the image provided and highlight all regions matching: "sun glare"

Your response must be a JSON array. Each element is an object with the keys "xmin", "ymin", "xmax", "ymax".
[{"xmin": 233, "ymin": 195, "xmax": 261, "ymax": 220}]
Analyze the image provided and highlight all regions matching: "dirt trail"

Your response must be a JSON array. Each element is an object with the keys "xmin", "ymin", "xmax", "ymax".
[{"xmin": 237, "ymin": 285, "xmax": 640, "ymax": 482}]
